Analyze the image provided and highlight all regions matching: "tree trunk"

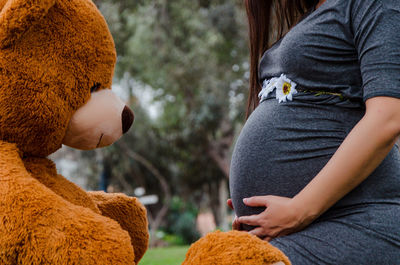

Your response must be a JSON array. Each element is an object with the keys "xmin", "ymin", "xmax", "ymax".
[
  {"xmin": 218, "ymin": 178, "xmax": 229, "ymax": 231},
  {"xmin": 207, "ymin": 118, "xmax": 234, "ymax": 230},
  {"xmin": 117, "ymin": 143, "xmax": 171, "ymax": 247}
]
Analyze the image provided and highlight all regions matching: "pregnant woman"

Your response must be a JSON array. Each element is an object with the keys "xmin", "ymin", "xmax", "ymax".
[{"xmin": 184, "ymin": 0, "xmax": 400, "ymax": 264}]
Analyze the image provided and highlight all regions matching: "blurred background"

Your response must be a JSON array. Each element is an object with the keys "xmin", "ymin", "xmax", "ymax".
[{"xmin": 51, "ymin": 0, "xmax": 249, "ymax": 263}]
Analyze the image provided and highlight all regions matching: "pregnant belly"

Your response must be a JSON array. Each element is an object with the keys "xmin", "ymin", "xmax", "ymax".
[{"xmin": 229, "ymin": 98, "xmax": 364, "ymax": 221}]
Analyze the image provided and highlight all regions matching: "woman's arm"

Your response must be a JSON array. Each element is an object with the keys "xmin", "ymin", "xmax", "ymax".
[
  {"xmin": 293, "ymin": 96, "xmax": 400, "ymax": 218},
  {"xmin": 238, "ymin": 96, "xmax": 400, "ymax": 240}
]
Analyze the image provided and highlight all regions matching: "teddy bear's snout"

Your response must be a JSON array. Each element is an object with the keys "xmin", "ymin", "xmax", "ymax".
[
  {"xmin": 62, "ymin": 89, "xmax": 133, "ymax": 150},
  {"xmin": 122, "ymin": 106, "xmax": 134, "ymax": 134}
]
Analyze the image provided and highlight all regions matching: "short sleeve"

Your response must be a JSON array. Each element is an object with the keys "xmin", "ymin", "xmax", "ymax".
[{"xmin": 351, "ymin": 0, "xmax": 400, "ymax": 101}]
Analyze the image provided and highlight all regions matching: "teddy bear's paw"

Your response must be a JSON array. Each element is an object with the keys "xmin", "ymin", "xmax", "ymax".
[
  {"xmin": 182, "ymin": 230, "xmax": 291, "ymax": 265},
  {"xmin": 89, "ymin": 191, "xmax": 149, "ymax": 263}
]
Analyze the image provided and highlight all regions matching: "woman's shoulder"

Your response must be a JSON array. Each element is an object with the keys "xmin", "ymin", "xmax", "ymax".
[
  {"xmin": 348, "ymin": 0, "xmax": 400, "ymax": 12},
  {"xmin": 328, "ymin": 0, "xmax": 399, "ymax": 13},
  {"xmin": 347, "ymin": 0, "xmax": 400, "ymax": 30}
]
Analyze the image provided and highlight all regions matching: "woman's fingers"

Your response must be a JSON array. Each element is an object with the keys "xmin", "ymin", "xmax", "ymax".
[
  {"xmin": 227, "ymin": 199, "xmax": 234, "ymax": 210},
  {"xmin": 243, "ymin": 196, "xmax": 272, "ymax": 207},
  {"xmin": 263, "ymin": 236, "xmax": 273, "ymax": 242},
  {"xmin": 239, "ymin": 195, "xmax": 307, "ymax": 241},
  {"xmin": 238, "ymin": 214, "xmax": 261, "ymax": 226},
  {"xmin": 248, "ymin": 227, "xmax": 265, "ymax": 237},
  {"xmin": 232, "ymin": 216, "xmax": 241, "ymax": 230},
  {"xmin": 249, "ymin": 225, "xmax": 278, "ymax": 240}
]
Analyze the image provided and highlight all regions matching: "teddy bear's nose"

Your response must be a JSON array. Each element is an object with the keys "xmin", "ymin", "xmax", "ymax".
[{"xmin": 122, "ymin": 105, "xmax": 134, "ymax": 134}]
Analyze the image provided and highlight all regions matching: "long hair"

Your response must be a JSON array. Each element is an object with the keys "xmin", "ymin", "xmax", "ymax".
[{"xmin": 245, "ymin": 0, "xmax": 318, "ymax": 117}]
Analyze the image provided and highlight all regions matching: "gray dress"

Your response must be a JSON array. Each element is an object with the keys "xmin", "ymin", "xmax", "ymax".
[{"xmin": 229, "ymin": 0, "xmax": 400, "ymax": 264}]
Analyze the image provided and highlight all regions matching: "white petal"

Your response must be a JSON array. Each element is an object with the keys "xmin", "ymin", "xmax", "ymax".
[
  {"xmin": 275, "ymin": 85, "xmax": 284, "ymax": 99},
  {"xmin": 266, "ymin": 84, "xmax": 275, "ymax": 93},
  {"xmin": 259, "ymin": 87, "xmax": 274, "ymax": 99},
  {"xmin": 281, "ymin": 74, "xmax": 290, "ymax": 82},
  {"xmin": 259, "ymin": 77, "xmax": 280, "ymax": 101},
  {"xmin": 267, "ymin": 78, "xmax": 278, "ymax": 89},
  {"xmin": 275, "ymin": 79, "xmax": 284, "ymax": 91},
  {"xmin": 258, "ymin": 91, "xmax": 267, "ymax": 100},
  {"xmin": 262, "ymin": 79, "xmax": 270, "ymax": 88}
]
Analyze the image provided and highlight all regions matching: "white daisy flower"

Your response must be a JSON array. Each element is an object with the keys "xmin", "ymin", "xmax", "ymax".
[
  {"xmin": 258, "ymin": 77, "xmax": 278, "ymax": 102},
  {"xmin": 275, "ymin": 74, "xmax": 297, "ymax": 103}
]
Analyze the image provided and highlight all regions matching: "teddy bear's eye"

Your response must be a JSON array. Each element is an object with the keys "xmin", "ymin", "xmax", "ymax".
[{"xmin": 90, "ymin": 83, "xmax": 101, "ymax": 93}]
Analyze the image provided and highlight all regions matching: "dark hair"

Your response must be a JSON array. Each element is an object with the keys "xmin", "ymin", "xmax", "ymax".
[{"xmin": 245, "ymin": 0, "xmax": 318, "ymax": 117}]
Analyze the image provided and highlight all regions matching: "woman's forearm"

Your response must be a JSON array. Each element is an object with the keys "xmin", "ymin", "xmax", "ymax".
[{"xmin": 293, "ymin": 97, "xmax": 400, "ymax": 222}]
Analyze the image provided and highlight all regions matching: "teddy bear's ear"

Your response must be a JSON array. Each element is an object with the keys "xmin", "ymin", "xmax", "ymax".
[{"xmin": 0, "ymin": 0, "xmax": 56, "ymax": 49}]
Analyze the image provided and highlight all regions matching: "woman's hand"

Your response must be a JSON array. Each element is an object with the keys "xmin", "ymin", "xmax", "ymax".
[
  {"xmin": 238, "ymin": 196, "xmax": 315, "ymax": 241},
  {"xmin": 227, "ymin": 199, "xmax": 242, "ymax": 231}
]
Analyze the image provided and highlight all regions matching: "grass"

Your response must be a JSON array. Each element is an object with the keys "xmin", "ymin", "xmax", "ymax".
[{"xmin": 139, "ymin": 246, "xmax": 190, "ymax": 265}]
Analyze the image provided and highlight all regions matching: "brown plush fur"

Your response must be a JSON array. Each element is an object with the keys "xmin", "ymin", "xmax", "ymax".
[
  {"xmin": 89, "ymin": 191, "xmax": 149, "ymax": 264},
  {"xmin": 0, "ymin": 0, "xmax": 149, "ymax": 264},
  {"xmin": 183, "ymin": 231, "xmax": 291, "ymax": 265}
]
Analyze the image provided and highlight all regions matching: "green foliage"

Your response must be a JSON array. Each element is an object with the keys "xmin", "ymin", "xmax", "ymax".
[
  {"xmin": 164, "ymin": 197, "xmax": 200, "ymax": 245},
  {"xmin": 161, "ymin": 233, "xmax": 185, "ymax": 246},
  {"xmin": 171, "ymin": 212, "xmax": 200, "ymax": 245}
]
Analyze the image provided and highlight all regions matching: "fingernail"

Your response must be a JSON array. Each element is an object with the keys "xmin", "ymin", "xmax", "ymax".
[{"xmin": 243, "ymin": 198, "xmax": 248, "ymax": 203}]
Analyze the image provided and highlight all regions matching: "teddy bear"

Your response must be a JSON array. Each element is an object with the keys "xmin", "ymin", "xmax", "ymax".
[
  {"xmin": 0, "ymin": 0, "xmax": 149, "ymax": 264},
  {"xmin": 182, "ymin": 230, "xmax": 291, "ymax": 265}
]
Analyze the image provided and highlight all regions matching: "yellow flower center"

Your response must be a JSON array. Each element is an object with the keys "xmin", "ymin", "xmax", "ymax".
[{"xmin": 282, "ymin": 82, "xmax": 291, "ymax": 95}]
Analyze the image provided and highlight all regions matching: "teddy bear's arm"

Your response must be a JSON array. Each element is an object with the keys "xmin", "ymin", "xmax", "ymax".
[
  {"xmin": 0, "ymin": 142, "xmax": 136, "ymax": 264},
  {"xmin": 88, "ymin": 191, "xmax": 149, "ymax": 264}
]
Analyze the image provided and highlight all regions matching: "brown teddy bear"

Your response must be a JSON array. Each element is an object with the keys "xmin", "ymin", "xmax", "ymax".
[
  {"xmin": 0, "ymin": 0, "xmax": 149, "ymax": 264},
  {"xmin": 183, "ymin": 231, "xmax": 291, "ymax": 265}
]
